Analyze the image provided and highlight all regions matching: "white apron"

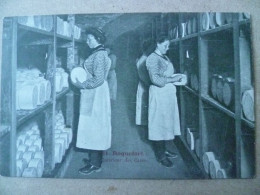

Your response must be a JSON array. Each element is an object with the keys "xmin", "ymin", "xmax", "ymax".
[
  {"xmin": 76, "ymin": 81, "xmax": 111, "ymax": 150},
  {"xmin": 135, "ymin": 81, "xmax": 149, "ymax": 125},
  {"xmin": 148, "ymin": 61, "xmax": 181, "ymax": 140}
]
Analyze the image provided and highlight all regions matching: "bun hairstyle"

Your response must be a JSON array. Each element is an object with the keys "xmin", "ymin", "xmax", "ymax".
[
  {"xmin": 156, "ymin": 34, "xmax": 170, "ymax": 44},
  {"xmin": 142, "ymin": 39, "xmax": 156, "ymax": 56},
  {"xmin": 85, "ymin": 28, "xmax": 106, "ymax": 44}
]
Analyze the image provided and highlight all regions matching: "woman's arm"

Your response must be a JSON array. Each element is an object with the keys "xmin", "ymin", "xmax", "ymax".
[
  {"xmin": 82, "ymin": 52, "xmax": 106, "ymax": 89},
  {"xmin": 146, "ymin": 55, "xmax": 182, "ymax": 87}
]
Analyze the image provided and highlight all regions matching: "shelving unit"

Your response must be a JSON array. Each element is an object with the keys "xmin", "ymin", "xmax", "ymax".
[
  {"xmin": 0, "ymin": 15, "xmax": 83, "ymax": 177},
  {"xmin": 165, "ymin": 13, "xmax": 254, "ymax": 178}
]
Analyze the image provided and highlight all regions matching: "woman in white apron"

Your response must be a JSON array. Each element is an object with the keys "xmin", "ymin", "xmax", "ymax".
[
  {"xmin": 73, "ymin": 28, "xmax": 111, "ymax": 175},
  {"xmin": 146, "ymin": 35, "xmax": 183, "ymax": 168},
  {"xmin": 135, "ymin": 39, "xmax": 154, "ymax": 126}
]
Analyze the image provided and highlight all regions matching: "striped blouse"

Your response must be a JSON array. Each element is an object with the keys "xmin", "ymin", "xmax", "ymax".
[
  {"xmin": 146, "ymin": 52, "xmax": 173, "ymax": 87},
  {"xmin": 83, "ymin": 48, "xmax": 111, "ymax": 89}
]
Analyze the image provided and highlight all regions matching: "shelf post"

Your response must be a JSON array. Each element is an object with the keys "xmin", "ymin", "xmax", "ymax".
[{"xmin": 233, "ymin": 13, "xmax": 242, "ymax": 178}]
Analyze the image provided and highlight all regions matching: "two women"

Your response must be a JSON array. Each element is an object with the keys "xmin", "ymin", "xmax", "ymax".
[
  {"xmin": 146, "ymin": 35, "xmax": 182, "ymax": 168},
  {"xmin": 74, "ymin": 28, "xmax": 111, "ymax": 175}
]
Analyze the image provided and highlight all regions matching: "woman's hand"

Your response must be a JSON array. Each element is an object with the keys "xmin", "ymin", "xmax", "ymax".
[
  {"xmin": 74, "ymin": 78, "xmax": 85, "ymax": 89},
  {"xmin": 167, "ymin": 74, "xmax": 183, "ymax": 83}
]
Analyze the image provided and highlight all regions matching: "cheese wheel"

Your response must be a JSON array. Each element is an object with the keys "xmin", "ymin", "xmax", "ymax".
[
  {"xmin": 33, "ymin": 138, "xmax": 43, "ymax": 149},
  {"xmin": 70, "ymin": 67, "xmax": 88, "ymax": 84},
  {"xmin": 55, "ymin": 143, "xmax": 62, "ymax": 164},
  {"xmin": 22, "ymin": 151, "xmax": 34, "ymax": 165},
  {"xmin": 24, "ymin": 138, "xmax": 35, "ymax": 147},
  {"xmin": 28, "ymin": 145, "xmax": 40, "ymax": 153},
  {"xmin": 203, "ymin": 152, "xmax": 216, "ymax": 174},
  {"xmin": 22, "ymin": 167, "xmax": 38, "ymax": 178},
  {"xmin": 202, "ymin": 12, "xmax": 210, "ymax": 31},
  {"xmin": 17, "ymin": 144, "xmax": 29, "ymax": 153},
  {"xmin": 16, "ymin": 83, "xmax": 38, "ymax": 110},
  {"xmin": 16, "ymin": 159, "xmax": 27, "ymax": 176},
  {"xmin": 242, "ymin": 89, "xmax": 254, "ymax": 122},
  {"xmin": 16, "ymin": 151, "xmax": 24, "ymax": 160},
  {"xmin": 28, "ymin": 158, "xmax": 44, "ymax": 177},
  {"xmin": 209, "ymin": 159, "xmax": 221, "ymax": 179},
  {"xmin": 217, "ymin": 168, "xmax": 227, "ymax": 179},
  {"xmin": 215, "ymin": 13, "xmax": 225, "ymax": 26},
  {"xmin": 209, "ymin": 12, "xmax": 216, "ymax": 29},
  {"xmin": 216, "ymin": 75, "xmax": 224, "ymax": 102}
]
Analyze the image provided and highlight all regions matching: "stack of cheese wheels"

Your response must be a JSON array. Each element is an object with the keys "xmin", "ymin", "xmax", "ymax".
[
  {"xmin": 222, "ymin": 77, "xmax": 235, "ymax": 108},
  {"xmin": 18, "ymin": 15, "xmax": 53, "ymax": 32},
  {"xmin": 16, "ymin": 69, "xmax": 51, "ymax": 110},
  {"xmin": 211, "ymin": 74, "xmax": 219, "ymax": 99},
  {"xmin": 186, "ymin": 128, "xmax": 199, "ymax": 151},
  {"xmin": 202, "ymin": 152, "xmax": 216, "ymax": 174},
  {"xmin": 16, "ymin": 122, "xmax": 44, "ymax": 177},
  {"xmin": 209, "ymin": 159, "xmax": 221, "ymax": 179},
  {"xmin": 54, "ymin": 111, "xmax": 73, "ymax": 164},
  {"xmin": 57, "ymin": 17, "xmax": 64, "ymax": 36},
  {"xmin": 209, "ymin": 12, "xmax": 216, "ymax": 29},
  {"xmin": 241, "ymin": 89, "xmax": 254, "ymax": 122},
  {"xmin": 216, "ymin": 75, "xmax": 224, "ymax": 103}
]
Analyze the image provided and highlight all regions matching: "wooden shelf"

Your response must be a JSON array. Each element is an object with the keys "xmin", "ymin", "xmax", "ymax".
[
  {"xmin": 200, "ymin": 23, "xmax": 233, "ymax": 36},
  {"xmin": 179, "ymin": 136, "xmax": 208, "ymax": 178},
  {"xmin": 56, "ymin": 88, "xmax": 70, "ymax": 100},
  {"xmin": 170, "ymin": 38, "xmax": 181, "ymax": 44},
  {"xmin": 241, "ymin": 117, "xmax": 255, "ymax": 129},
  {"xmin": 17, "ymin": 100, "xmax": 53, "ymax": 127},
  {"xmin": 56, "ymin": 34, "xmax": 73, "ymax": 42},
  {"xmin": 183, "ymin": 86, "xmax": 199, "ymax": 97},
  {"xmin": 239, "ymin": 19, "xmax": 250, "ymax": 26},
  {"xmin": 18, "ymin": 24, "xmax": 53, "ymax": 37},
  {"xmin": 0, "ymin": 125, "xmax": 10, "ymax": 138},
  {"xmin": 181, "ymin": 33, "xmax": 198, "ymax": 41},
  {"xmin": 201, "ymin": 95, "xmax": 235, "ymax": 119}
]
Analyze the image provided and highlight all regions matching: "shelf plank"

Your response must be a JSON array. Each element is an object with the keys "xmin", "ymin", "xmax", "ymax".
[
  {"xmin": 170, "ymin": 38, "xmax": 181, "ymax": 44},
  {"xmin": 18, "ymin": 24, "xmax": 53, "ymax": 37},
  {"xmin": 0, "ymin": 125, "xmax": 10, "ymax": 138},
  {"xmin": 56, "ymin": 34, "xmax": 73, "ymax": 42},
  {"xmin": 181, "ymin": 33, "xmax": 198, "ymax": 41},
  {"xmin": 56, "ymin": 88, "xmax": 70, "ymax": 100},
  {"xmin": 183, "ymin": 86, "xmax": 199, "ymax": 97},
  {"xmin": 179, "ymin": 136, "xmax": 208, "ymax": 178},
  {"xmin": 200, "ymin": 24, "xmax": 233, "ymax": 36},
  {"xmin": 239, "ymin": 19, "xmax": 250, "ymax": 26},
  {"xmin": 241, "ymin": 118, "xmax": 255, "ymax": 129},
  {"xmin": 201, "ymin": 95, "xmax": 236, "ymax": 118},
  {"xmin": 17, "ymin": 100, "xmax": 53, "ymax": 127}
]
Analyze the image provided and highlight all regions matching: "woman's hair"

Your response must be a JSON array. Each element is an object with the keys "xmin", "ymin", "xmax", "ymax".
[
  {"xmin": 85, "ymin": 28, "xmax": 106, "ymax": 44},
  {"xmin": 156, "ymin": 34, "xmax": 170, "ymax": 44},
  {"xmin": 142, "ymin": 39, "xmax": 156, "ymax": 56}
]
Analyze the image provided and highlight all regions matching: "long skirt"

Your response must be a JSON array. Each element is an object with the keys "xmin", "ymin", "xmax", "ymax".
[
  {"xmin": 76, "ymin": 81, "xmax": 111, "ymax": 150},
  {"xmin": 148, "ymin": 83, "xmax": 181, "ymax": 140}
]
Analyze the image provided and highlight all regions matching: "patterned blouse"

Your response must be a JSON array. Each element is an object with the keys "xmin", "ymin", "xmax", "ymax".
[
  {"xmin": 83, "ymin": 46, "xmax": 111, "ymax": 89},
  {"xmin": 146, "ymin": 52, "xmax": 173, "ymax": 87}
]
